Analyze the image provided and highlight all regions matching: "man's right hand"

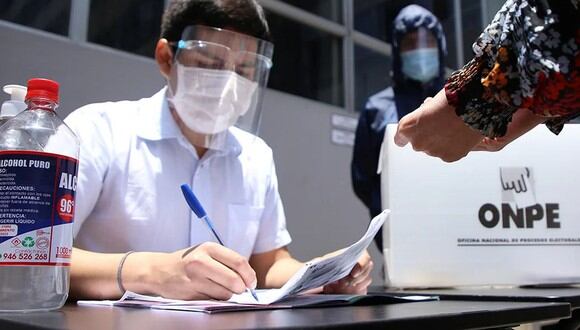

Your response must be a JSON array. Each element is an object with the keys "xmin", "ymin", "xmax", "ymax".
[{"xmin": 125, "ymin": 242, "xmax": 257, "ymax": 300}]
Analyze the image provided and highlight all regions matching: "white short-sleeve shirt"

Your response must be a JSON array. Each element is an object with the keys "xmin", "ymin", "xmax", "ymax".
[{"xmin": 64, "ymin": 88, "xmax": 291, "ymax": 258}]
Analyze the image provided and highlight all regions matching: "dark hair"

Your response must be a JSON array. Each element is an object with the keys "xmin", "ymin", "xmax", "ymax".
[{"xmin": 161, "ymin": 0, "xmax": 271, "ymax": 42}]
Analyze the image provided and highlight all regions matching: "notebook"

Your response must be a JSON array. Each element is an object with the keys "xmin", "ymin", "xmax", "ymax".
[
  {"xmin": 78, "ymin": 290, "xmax": 436, "ymax": 313},
  {"xmin": 78, "ymin": 211, "xmax": 436, "ymax": 313}
]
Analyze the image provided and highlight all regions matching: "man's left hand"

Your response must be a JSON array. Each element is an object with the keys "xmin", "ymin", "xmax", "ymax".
[{"xmin": 322, "ymin": 251, "xmax": 373, "ymax": 294}]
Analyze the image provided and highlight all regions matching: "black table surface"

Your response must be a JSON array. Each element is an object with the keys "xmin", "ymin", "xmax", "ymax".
[
  {"xmin": 381, "ymin": 286, "xmax": 580, "ymax": 309},
  {"xmin": 0, "ymin": 300, "xmax": 570, "ymax": 330}
]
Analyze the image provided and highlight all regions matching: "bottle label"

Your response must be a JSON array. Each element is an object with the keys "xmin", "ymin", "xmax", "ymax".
[{"xmin": 0, "ymin": 151, "xmax": 77, "ymax": 266}]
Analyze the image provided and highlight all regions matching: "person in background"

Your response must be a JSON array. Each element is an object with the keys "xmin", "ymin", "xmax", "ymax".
[
  {"xmin": 395, "ymin": 0, "xmax": 579, "ymax": 162},
  {"xmin": 66, "ymin": 0, "xmax": 372, "ymax": 300},
  {"xmin": 351, "ymin": 4, "xmax": 447, "ymax": 252}
]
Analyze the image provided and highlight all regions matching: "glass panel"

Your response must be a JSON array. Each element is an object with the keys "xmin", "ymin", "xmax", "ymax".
[
  {"xmin": 485, "ymin": 0, "xmax": 504, "ymax": 24},
  {"xmin": 282, "ymin": 0, "xmax": 343, "ymax": 23},
  {"xmin": 435, "ymin": 0, "xmax": 458, "ymax": 69},
  {"xmin": 353, "ymin": 0, "xmax": 390, "ymax": 42},
  {"xmin": 266, "ymin": 12, "xmax": 344, "ymax": 107},
  {"xmin": 0, "ymin": 0, "xmax": 71, "ymax": 36},
  {"xmin": 88, "ymin": 0, "xmax": 164, "ymax": 58},
  {"xmin": 460, "ymin": 0, "xmax": 482, "ymax": 65},
  {"xmin": 354, "ymin": 46, "xmax": 391, "ymax": 112}
]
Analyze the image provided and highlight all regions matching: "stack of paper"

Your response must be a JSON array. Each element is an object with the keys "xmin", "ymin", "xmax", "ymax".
[
  {"xmin": 230, "ymin": 209, "xmax": 389, "ymax": 305},
  {"xmin": 78, "ymin": 211, "xmax": 435, "ymax": 313},
  {"xmin": 78, "ymin": 289, "xmax": 436, "ymax": 313}
]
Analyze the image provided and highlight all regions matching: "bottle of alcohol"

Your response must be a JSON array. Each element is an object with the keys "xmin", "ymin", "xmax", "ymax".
[{"xmin": 0, "ymin": 78, "xmax": 79, "ymax": 312}]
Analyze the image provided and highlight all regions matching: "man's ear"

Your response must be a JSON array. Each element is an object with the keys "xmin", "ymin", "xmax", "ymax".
[{"xmin": 155, "ymin": 38, "xmax": 173, "ymax": 79}]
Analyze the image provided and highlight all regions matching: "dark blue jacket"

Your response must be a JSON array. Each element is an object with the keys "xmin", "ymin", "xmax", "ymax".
[{"xmin": 351, "ymin": 5, "xmax": 447, "ymax": 251}]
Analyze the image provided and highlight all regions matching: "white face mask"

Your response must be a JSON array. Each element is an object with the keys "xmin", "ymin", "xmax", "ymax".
[
  {"xmin": 168, "ymin": 65, "xmax": 258, "ymax": 134},
  {"xmin": 401, "ymin": 47, "xmax": 439, "ymax": 83}
]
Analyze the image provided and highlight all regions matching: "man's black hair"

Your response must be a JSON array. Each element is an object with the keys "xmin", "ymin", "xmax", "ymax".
[{"xmin": 161, "ymin": 0, "xmax": 271, "ymax": 42}]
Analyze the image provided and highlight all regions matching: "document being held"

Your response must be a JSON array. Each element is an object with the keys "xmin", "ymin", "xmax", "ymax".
[
  {"xmin": 78, "ymin": 210, "xmax": 391, "ymax": 312},
  {"xmin": 229, "ymin": 210, "xmax": 389, "ymax": 305}
]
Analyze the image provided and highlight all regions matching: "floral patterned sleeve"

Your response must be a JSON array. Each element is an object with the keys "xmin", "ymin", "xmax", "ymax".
[{"xmin": 445, "ymin": 0, "xmax": 580, "ymax": 137}]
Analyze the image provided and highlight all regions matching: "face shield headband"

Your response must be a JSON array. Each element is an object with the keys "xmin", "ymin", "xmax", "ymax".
[{"xmin": 167, "ymin": 25, "xmax": 274, "ymax": 150}]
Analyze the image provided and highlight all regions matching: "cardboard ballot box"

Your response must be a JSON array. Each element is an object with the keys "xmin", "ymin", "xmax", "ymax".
[{"xmin": 380, "ymin": 124, "xmax": 580, "ymax": 288}]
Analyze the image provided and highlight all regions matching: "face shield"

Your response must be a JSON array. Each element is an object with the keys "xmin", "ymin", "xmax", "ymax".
[
  {"xmin": 399, "ymin": 27, "xmax": 440, "ymax": 83},
  {"xmin": 167, "ymin": 25, "xmax": 273, "ymax": 150}
]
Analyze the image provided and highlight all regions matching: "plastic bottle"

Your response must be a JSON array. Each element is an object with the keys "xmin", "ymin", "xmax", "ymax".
[
  {"xmin": 0, "ymin": 84, "xmax": 27, "ymax": 126},
  {"xmin": 0, "ymin": 78, "xmax": 79, "ymax": 312}
]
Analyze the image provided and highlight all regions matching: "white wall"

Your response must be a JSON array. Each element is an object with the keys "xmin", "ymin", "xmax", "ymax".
[
  {"xmin": 260, "ymin": 90, "xmax": 384, "ymax": 285},
  {"xmin": 0, "ymin": 21, "xmax": 384, "ymax": 285}
]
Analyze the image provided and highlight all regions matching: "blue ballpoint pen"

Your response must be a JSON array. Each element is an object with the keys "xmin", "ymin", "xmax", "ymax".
[{"xmin": 180, "ymin": 184, "xmax": 259, "ymax": 302}]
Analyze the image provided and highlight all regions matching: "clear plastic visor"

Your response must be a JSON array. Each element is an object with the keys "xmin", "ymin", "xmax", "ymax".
[
  {"xmin": 399, "ymin": 27, "xmax": 438, "ymax": 52},
  {"xmin": 174, "ymin": 25, "xmax": 273, "ymax": 85},
  {"xmin": 168, "ymin": 25, "xmax": 274, "ymax": 150}
]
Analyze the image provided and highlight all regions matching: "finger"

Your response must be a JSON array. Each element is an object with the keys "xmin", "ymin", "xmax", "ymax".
[
  {"xmin": 472, "ymin": 137, "xmax": 494, "ymax": 151},
  {"xmin": 349, "ymin": 263, "xmax": 363, "ymax": 278},
  {"xmin": 394, "ymin": 124, "xmax": 409, "ymax": 147},
  {"xmin": 197, "ymin": 277, "xmax": 236, "ymax": 301},
  {"xmin": 206, "ymin": 244, "xmax": 257, "ymax": 289},
  {"xmin": 394, "ymin": 111, "xmax": 421, "ymax": 147},
  {"xmin": 185, "ymin": 255, "xmax": 248, "ymax": 294},
  {"xmin": 421, "ymin": 97, "xmax": 433, "ymax": 105},
  {"xmin": 302, "ymin": 286, "xmax": 324, "ymax": 295},
  {"xmin": 323, "ymin": 280, "xmax": 347, "ymax": 294},
  {"xmin": 350, "ymin": 276, "xmax": 372, "ymax": 294},
  {"xmin": 326, "ymin": 274, "xmax": 372, "ymax": 295},
  {"xmin": 350, "ymin": 261, "xmax": 373, "ymax": 286},
  {"xmin": 323, "ymin": 282, "xmax": 337, "ymax": 293},
  {"xmin": 471, "ymin": 142, "xmax": 487, "ymax": 151},
  {"xmin": 350, "ymin": 253, "xmax": 371, "ymax": 278},
  {"xmin": 323, "ymin": 283, "xmax": 338, "ymax": 294},
  {"xmin": 170, "ymin": 275, "xmax": 232, "ymax": 301},
  {"xmin": 440, "ymin": 151, "xmax": 469, "ymax": 163},
  {"xmin": 190, "ymin": 291, "xmax": 212, "ymax": 300},
  {"xmin": 170, "ymin": 288, "xmax": 213, "ymax": 301}
]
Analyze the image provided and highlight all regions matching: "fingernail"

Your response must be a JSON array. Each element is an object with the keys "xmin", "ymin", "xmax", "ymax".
[
  {"xmin": 251, "ymin": 280, "xmax": 257, "ymax": 289},
  {"xmin": 394, "ymin": 132, "xmax": 409, "ymax": 147}
]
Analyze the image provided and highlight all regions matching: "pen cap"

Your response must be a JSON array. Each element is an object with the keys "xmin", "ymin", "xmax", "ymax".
[{"xmin": 180, "ymin": 184, "xmax": 207, "ymax": 218}]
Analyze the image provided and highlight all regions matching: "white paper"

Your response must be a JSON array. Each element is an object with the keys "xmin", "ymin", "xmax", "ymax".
[
  {"xmin": 78, "ymin": 210, "xmax": 389, "ymax": 309},
  {"xmin": 229, "ymin": 210, "xmax": 389, "ymax": 305},
  {"xmin": 78, "ymin": 291, "xmax": 272, "ymax": 313},
  {"xmin": 78, "ymin": 291, "xmax": 186, "ymax": 307}
]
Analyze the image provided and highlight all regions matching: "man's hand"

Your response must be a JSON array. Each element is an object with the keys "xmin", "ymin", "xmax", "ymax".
[
  {"xmin": 394, "ymin": 89, "xmax": 484, "ymax": 162},
  {"xmin": 126, "ymin": 242, "xmax": 257, "ymax": 300},
  {"xmin": 322, "ymin": 250, "xmax": 373, "ymax": 294}
]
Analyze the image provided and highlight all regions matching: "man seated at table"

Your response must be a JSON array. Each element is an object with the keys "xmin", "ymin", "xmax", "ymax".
[{"xmin": 66, "ymin": 0, "xmax": 373, "ymax": 300}]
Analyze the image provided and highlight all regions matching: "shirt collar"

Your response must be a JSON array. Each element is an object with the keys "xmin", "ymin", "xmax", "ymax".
[{"xmin": 136, "ymin": 87, "xmax": 242, "ymax": 156}]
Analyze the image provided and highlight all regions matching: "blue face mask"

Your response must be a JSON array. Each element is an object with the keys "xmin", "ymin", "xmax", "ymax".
[{"xmin": 400, "ymin": 48, "xmax": 439, "ymax": 83}]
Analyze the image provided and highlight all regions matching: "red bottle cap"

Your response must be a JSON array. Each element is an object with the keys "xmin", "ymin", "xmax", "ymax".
[{"xmin": 25, "ymin": 78, "xmax": 59, "ymax": 104}]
